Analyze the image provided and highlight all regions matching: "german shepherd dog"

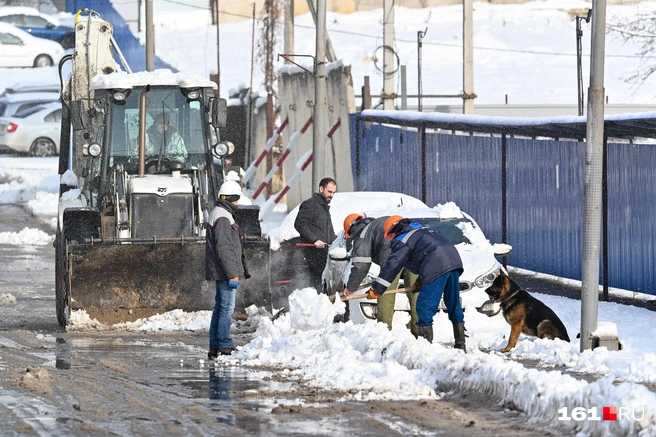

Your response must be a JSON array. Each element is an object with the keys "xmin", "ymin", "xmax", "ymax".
[{"xmin": 485, "ymin": 272, "xmax": 570, "ymax": 352}]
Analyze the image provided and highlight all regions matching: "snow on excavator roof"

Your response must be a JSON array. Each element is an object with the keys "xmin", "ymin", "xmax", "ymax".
[{"xmin": 90, "ymin": 69, "xmax": 217, "ymax": 91}]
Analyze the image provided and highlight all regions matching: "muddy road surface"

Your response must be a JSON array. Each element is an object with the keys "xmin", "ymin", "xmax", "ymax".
[{"xmin": 0, "ymin": 205, "xmax": 554, "ymax": 436}]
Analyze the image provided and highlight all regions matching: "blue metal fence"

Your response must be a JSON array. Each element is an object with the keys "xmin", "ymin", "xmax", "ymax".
[{"xmin": 350, "ymin": 114, "xmax": 656, "ymax": 296}]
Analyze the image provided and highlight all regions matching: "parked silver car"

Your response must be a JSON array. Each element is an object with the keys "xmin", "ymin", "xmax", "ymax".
[
  {"xmin": 0, "ymin": 91, "xmax": 60, "ymax": 118},
  {"xmin": 323, "ymin": 203, "xmax": 512, "ymax": 324},
  {"xmin": 0, "ymin": 101, "xmax": 61, "ymax": 156}
]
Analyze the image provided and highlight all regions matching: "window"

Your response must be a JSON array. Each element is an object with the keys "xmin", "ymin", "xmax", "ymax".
[
  {"xmin": 44, "ymin": 109, "xmax": 61, "ymax": 123},
  {"xmin": 0, "ymin": 32, "xmax": 22, "ymax": 45},
  {"xmin": 22, "ymin": 16, "xmax": 49, "ymax": 28}
]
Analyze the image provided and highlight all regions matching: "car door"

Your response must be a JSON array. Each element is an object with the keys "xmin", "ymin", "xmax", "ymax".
[{"xmin": 0, "ymin": 30, "xmax": 27, "ymax": 67}]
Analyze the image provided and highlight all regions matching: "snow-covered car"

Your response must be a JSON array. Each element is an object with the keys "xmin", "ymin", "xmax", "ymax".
[
  {"xmin": 323, "ymin": 202, "xmax": 513, "ymax": 324},
  {"xmin": 0, "ymin": 7, "xmax": 75, "ymax": 49},
  {"xmin": 265, "ymin": 191, "xmax": 429, "ymax": 300},
  {"xmin": 0, "ymin": 22, "xmax": 65, "ymax": 67},
  {"xmin": 0, "ymin": 101, "xmax": 61, "ymax": 156}
]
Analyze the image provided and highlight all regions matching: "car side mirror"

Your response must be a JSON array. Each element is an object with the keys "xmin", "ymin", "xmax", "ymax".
[
  {"xmin": 328, "ymin": 247, "xmax": 349, "ymax": 260},
  {"xmin": 492, "ymin": 243, "xmax": 512, "ymax": 257}
]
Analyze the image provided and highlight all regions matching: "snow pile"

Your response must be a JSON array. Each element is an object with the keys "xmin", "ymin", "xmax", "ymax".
[
  {"xmin": 0, "ymin": 227, "xmax": 53, "ymax": 246},
  {"xmin": 0, "ymin": 293, "xmax": 17, "ymax": 304}
]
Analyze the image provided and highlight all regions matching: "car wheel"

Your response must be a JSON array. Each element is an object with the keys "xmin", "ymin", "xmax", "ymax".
[
  {"xmin": 33, "ymin": 54, "xmax": 54, "ymax": 68},
  {"xmin": 30, "ymin": 138, "xmax": 57, "ymax": 157},
  {"xmin": 60, "ymin": 35, "xmax": 75, "ymax": 50}
]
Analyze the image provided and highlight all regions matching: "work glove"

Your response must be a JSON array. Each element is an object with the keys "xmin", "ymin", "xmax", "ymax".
[
  {"xmin": 366, "ymin": 288, "xmax": 380, "ymax": 300},
  {"xmin": 412, "ymin": 280, "xmax": 422, "ymax": 293},
  {"xmin": 229, "ymin": 277, "xmax": 239, "ymax": 289}
]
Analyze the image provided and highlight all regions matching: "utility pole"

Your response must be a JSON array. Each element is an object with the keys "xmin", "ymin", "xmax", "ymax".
[
  {"xmin": 306, "ymin": 0, "xmax": 336, "ymax": 62},
  {"xmin": 145, "ymin": 0, "xmax": 154, "ymax": 71},
  {"xmin": 383, "ymin": 0, "xmax": 395, "ymax": 110},
  {"xmin": 312, "ymin": 0, "xmax": 327, "ymax": 189},
  {"xmin": 463, "ymin": 0, "xmax": 474, "ymax": 114},
  {"xmin": 576, "ymin": 10, "xmax": 591, "ymax": 116},
  {"xmin": 581, "ymin": 0, "xmax": 607, "ymax": 352},
  {"xmin": 284, "ymin": 0, "xmax": 294, "ymax": 60},
  {"xmin": 417, "ymin": 28, "xmax": 426, "ymax": 112}
]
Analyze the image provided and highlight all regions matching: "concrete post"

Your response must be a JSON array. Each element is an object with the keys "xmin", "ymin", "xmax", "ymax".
[
  {"xmin": 581, "ymin": 0, "xmax": 607, "ymax": 352},
  {"xmin": 312, "ymin": 0, "xmax": 327, "ymax": 189}
]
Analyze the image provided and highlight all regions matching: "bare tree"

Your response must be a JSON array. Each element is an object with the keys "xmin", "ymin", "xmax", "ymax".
[
  {"xmin": 608, "ymin": 12, "xmax": 656, "ymax": 87},
  {"xmin": 257, "ymin": 0, "xmax": 282, "ymax": 100}
]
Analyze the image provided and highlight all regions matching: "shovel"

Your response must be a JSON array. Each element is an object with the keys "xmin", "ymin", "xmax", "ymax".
[{"xmin": 341, "ymin": 287, "xmax": 412, "ymax": 301}]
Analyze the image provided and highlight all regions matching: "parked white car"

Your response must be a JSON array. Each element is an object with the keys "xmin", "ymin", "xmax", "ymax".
[
  {"xmin": 323, "ymin": 201, "xmax": 513, "ymax": 324},
  {"xmin": 0, "ymin": 101, "xmax": 61, "ymax": 156},
  {"xmin": 0, "ymin": 22, "xmax": 64, "ymax": 68}
]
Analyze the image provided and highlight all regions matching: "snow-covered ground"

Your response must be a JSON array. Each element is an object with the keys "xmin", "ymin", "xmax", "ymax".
[
  {"xmin": 1, "ymin": 153, "xmax": 655, "ymax": 436},
  {"xmin": 2, "ymin": 1, "xmax": 656, "ymax": 434},
  {"xmin": 2, "ymin": 0, "xmax": 656, "ymax": 106}
]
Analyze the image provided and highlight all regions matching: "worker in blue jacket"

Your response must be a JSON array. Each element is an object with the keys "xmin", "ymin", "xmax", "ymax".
[{"xmin": 368, "ymin": 215, "xmax": 467, "ymax": 351}]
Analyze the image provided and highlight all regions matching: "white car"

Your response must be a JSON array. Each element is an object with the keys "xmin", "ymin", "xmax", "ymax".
[
  {"xmin": 0, "ymin": 101, "xmax": 61, "ymax": 156},
  {"xmin": 0, "ymin": 22, "xmax": 64, "ymax": 68},
  {"xmin": 323, "ymin": 202, "xmax": 513, "ymax": 324}
]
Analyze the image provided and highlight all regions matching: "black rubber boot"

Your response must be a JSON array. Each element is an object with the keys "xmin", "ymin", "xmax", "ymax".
[
  {"xmin": 417, "ymin": 325, "xmax": 433, "ymax": 343},
  {"xmin": 453, "ymin": 323, "xmax": 466, "ymax": 352}
]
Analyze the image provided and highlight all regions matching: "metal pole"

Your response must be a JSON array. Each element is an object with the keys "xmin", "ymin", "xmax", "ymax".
[
  {"xmin": 215, "ymin": 0, "xmax": 220, "ymax": 94},
  {"xmin": 417, "ymin": 29, "xmax": 426, "ymax": 112},
  {"xmin": 463, "ymin": 0, "xmax": 474, "ymax": 114},
  {"xmin": 581, "ymin": 0, "xmax": 607, "ymax": 352},
  {"xmin": 145, "ymin": 0, "xmax": 154, "ymax": 71},
  {"xmin": 312, "ymin": 0, "xmax": 327, "ymax": 189},
  {"xmin": 576, "ymin": 10, "xmax": 591, "ymax": 116},
  {"xmin": 401, "ymin": 65, "xmax": 407, "ymax": 110},
  {"xmin": 383, "ymin": 0, "xmax": 395, "ymax": 110}
]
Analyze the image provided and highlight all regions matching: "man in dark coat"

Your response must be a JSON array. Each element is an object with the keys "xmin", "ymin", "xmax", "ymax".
[
  {"xmin": 293, "ymin": 177, "xmax": 337, "ymax": 292},
  {"xmin": 343, "ymin": 214, "xmax": 419, "ymax": 336},
  {"xmin": 206, "ymin": 181, "xmax": 247, "ymax": 360},
  {"xmin": 369, "ymin": 216, "xmax": 467, "ymax": 351}
]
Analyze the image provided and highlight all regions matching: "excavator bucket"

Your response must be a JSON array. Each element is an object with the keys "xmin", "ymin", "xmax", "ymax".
[{"xmin": 65, "ymin": 240, "xmax": 213, "ymax": 325}]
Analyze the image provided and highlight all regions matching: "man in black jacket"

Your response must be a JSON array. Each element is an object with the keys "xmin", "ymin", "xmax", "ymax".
[
  {"xmin": 206, "ymin": 181, "xmax": 247, "ymax": 360},
  {"xmin": 294, "ymin": 177, "xmax": 337, "ymax": 292}
]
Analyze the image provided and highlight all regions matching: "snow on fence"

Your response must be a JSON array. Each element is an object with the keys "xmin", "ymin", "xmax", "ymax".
[
  {"xmin": 258, "ymin": 117, "xmax": 341, "ymax": 221},
  {"xmin": 252, "ymin": 116, "xmax": 313, "ymax": 200},
  {"xmin": 242, "ymin": 116, "xmax": 289, "ymax": 185}
]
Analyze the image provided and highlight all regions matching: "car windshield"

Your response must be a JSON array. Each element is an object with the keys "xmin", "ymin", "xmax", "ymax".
[
  {"xmin": 413, "ymin": 217, "xmax": 472, "ymax": 245},
  {"xmin": 107, "ymin": 86, "xmax": 207, "ymax": 172}
]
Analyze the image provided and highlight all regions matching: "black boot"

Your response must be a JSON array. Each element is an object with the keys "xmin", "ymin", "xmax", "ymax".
[
  {"xmin": 417, "ymin": 325, "xmax": 433, "ymax": 343},
  {"xmin": 453, "ymin": 323, "xmax": 466, "ymax": 352}
]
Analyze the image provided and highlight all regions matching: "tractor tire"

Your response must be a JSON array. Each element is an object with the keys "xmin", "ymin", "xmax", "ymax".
[{"xmin": 55, "ymin": 236, "xmax": 71, "ymax": 327}]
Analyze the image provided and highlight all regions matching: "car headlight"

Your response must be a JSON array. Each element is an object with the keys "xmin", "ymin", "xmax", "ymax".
[
  {"xmin": 474, "ymin": 265, "xmax": 501, "ymax": 288},
  {"xmin": 360, "ymin": 303, "xmax": 377, "ymax": 320}
]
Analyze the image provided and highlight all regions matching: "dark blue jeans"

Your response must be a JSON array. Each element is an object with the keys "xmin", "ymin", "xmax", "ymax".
[
  {"xmin": 416, "ymin": 270, "xmax": 464, "ymax": 326},
  {"xmin": 209, "ymin": 280, "xmax": 236, "ymax": 350}
]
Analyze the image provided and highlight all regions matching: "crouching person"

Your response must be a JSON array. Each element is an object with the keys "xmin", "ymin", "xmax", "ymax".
[{"xmin": 367, "ymin": 215, "xmax": 467, "ymax": 351}]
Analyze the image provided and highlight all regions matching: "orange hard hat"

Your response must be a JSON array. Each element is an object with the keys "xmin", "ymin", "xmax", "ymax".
[
  {"xmin": 343, "ymin": 213, "xmax": 364, "ymax": 237},
  {"xmin": 383, "ymin": 215, "xmax": 405, "ymax": 240}
]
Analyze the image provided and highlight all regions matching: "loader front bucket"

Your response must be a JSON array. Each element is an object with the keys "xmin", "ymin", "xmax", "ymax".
[
  {"xmin": 65, "ymin": 240, "xmax": 213, "ymax": 325},
  {"xmin": 234, "ymin": 238, "xmax": 271, "ymax": 315}
]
